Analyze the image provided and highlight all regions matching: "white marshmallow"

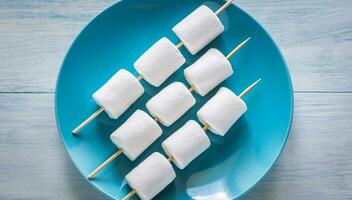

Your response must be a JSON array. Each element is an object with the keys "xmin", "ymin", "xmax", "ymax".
[
  {"xmin": 126, "ymin": 152, "xmax": 176, "ymax": 200},
  {"xmin": 162, "ymin": 120, "xmax": 210, "ymax": 169},
  {"xmin": 184, "ymin": 48, "xmax": 233, "ymax": 96},
  {"xmin": 147, "ymin": 82, "xmax": 196, "ymax": 127},
  {"xmin": 134, "ymin": 37, "xmax": 186, "ymax": 87},
  {"xmin": 110, "ymin": 110, "xmax": 162, "ymax": 161},
  {"xmin": 92, "ymin": 69, "xmax": 144, "ymax": 119},
  {"xmin": 197, "ymin": 87, "xmax": 247, "ymax": 136},
  {"xmin": 172, "ymin": 5, "xmax": 224, "ymax": 55}
]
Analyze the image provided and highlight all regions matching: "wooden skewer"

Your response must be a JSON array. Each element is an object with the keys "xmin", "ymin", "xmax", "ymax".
[
  {"xmin": 88, "ymin": 149, "xmax": 124, "ymax": 180},
  {"xmin": 153, "ymin": 116, "xmax": 159, "ymax": 122},
  {"xmin": 188, "ymin": 86, "xmax": 195, "ymax": 93},
  {"xmin": 122, "ymin": 189, "xmax": 136, "ymax": 200},
  {"xmin": 167, "ymin": 156, "xmax": 174, "ymax": 162},
  {"xmin": 239, "ymin": 79, "xmax": 261, "ymax": 98},
  {"xmin": 215, "ymin": 0, "xmax": 236, "ymax": 15},
  {"xmin": 136, "ymin": 74, "xmax": 143, "ymax": 81},
  {"xmin": 226, "ymin": 37, "xmax": 251, "ymax": 60},
  {"xmin": 176, "ymin": 41, "xmax": 184, "ymax": 49},
  {"xmin": 72, "ymin": 107, "xmax": 104, "ymax": 134},
  {"xmin": 72, "ymin": 74, "xmax": 145, "ymax": 135},
  {"xmin": 202, "ymin": 123, "xmax": 209, "ymax": 131}
]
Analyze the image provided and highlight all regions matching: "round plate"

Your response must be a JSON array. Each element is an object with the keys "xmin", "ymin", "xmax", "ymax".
[{"xmin": 55, "ymin": 0, "xmax": 293, "ymax": 199}]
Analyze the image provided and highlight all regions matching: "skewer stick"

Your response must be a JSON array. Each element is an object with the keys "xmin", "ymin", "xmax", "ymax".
[
  {"xmin": 72, "ymin": 75, "xmax": 144, "ymax": 135},
  {"xmin": 239, "ymin": 79, "xmax": 261, "ymax": 98},
  {"xmin": 122, "ymin": 189, "xmax": 136, "ymax": 200},
  {"xmin": 226, "ymin": 37, "xmax": 251, "ymax": 60},
  {"xmin": 72, "ymin": 107, "xmax": 105, "ymax": 135},
  {"xmin": 188, "ymin": 86, "xmax": 195, "ymax": 93},
  {"xmin": 167, "ymin": 156, "xmax": 174, "ymax": 162},
  {"xmin": 203, "ymin": 123, "xmax": 209, "ymax": 132},
  {"xmin": 88, "ymin": 149, "xmax": 124, "ymax": 180},
  {"xmin": 153, "ymin": 116, "xmax": 159, "ymax": 122},
  {"xmin": 215, "ymin": 0, "xmax": 236, "ymax": 15},
  {"xmin": 136, "ymin": 74, "xmax": 143, "ymax": 81},
  {"xmin": 176, "ymin": 41, "xmax": 184, "ymax": 49}
]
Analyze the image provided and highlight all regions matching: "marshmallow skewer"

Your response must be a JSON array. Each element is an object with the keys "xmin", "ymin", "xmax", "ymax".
[
  {"xmin": 87, "ymin": 38, "xmax": 250, "ymax": 179},
  {"xmin": 88, "ymin": 149, "xmax": 124, "ymax": 179},
  {"xmin": 123, "ymin": 79, "xmax": 261, "ymax": 200},
  {"xmin": 72, "ymin": 0, "xmax": 236, "ymax": 135},
  {"xmin": 72, "ymin": 107, "xmax": 104, "ymax": 134}
]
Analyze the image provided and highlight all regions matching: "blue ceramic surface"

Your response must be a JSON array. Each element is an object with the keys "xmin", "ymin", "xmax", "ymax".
[{"xmin": 55, "ymin": 0, "xmax": 293, "ymax": 199}]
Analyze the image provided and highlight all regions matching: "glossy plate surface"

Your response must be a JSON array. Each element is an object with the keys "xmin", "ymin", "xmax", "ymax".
[{"xmin": 55, "ymin": 0, "xmax": 293, "ymax": 199}]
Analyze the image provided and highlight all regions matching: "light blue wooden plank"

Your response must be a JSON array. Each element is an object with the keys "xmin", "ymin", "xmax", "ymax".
[
  {"xmin": 246, "ymin": 93, "xmax": 352, "ymax": 199},
  {"xmin": 0, "ymin": 0, "xmax": 352, "ymax": 200},
  {"xmin": 0, "ymin": 93, "xmax": 106, "ymax": 200},
  {"xmin": 0, "ymin": 0, "xmax": 115, "ymax": 93},
  {"xmin": 0, "ymin": 93, "xmax": 351, "ymax": 199},
  {"xmin": 0, "ymin": 0, "xmax": 351, "ymax": 92},
  {"xmin": 237, "ymin": 0, "xmax": 352, "ymax": 93}
]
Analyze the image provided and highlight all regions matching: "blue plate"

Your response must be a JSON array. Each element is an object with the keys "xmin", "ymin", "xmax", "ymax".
[{"xmin": 55, "ymin": 0, "xmax": 293, "ymax": 199}]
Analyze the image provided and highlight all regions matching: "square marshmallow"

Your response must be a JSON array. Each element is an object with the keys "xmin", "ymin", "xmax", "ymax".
[
  {"xmin": 134, "ymin": 37, "xmax": 185, "ymax": 87},
  {"xmin": 146, "ymin": 82, "xmax": 196, "ymax": 126},
  {"xmin": 126, "ymin": 152, "xmax": 176, "ymax": 200},
  {"xmin": 184, "ymin": 48, "xmax": 233, "ymax": 96},
  {"xmin": 162, "ymin": 120, "xmax": 210, "ymax": 169},
  {"xmin": 110, "ymin": 110, "xmax": 162, "ymax": 160},
  {"xmin": 197, "ymin": 87, "xmax": 247, "ymax": 136},
  {"xmin": 93, "ymin": 69, "xmax": 144, "ymax": 119},
  {"xmin": 172, "ymin": 5, "xmax": 224, "ymax": 55}
]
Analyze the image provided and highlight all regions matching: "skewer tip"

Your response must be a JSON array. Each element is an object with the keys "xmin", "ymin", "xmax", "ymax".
[
  {"xmin": 239, "ymin": 78, "xmax": 262, "ymax": 98},
  {"xmin": 253, "ymin": 78, "xmax": 262, "ymax": 85},
  {"xmin": 215, "ymin": 0, "xmax": 237, "ymax": 15},
  {"xmin": 226, "ymin": 36, "xmax": 252, "ymax": 60},
  {"xmin": 87, "ymin": 174, "xmax": 94, "ymax": 180},
  {"xmin": 71, "ymin": 107, "xmax": 105, "ymax": 135}
]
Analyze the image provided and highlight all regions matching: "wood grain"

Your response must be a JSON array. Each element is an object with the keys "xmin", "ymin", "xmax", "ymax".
[
  {"xmin": 0, "ymin": 0, "xmax": 115, "ymax": 93},
  {"xmin": 0, "ymin": 93, "xmax": 351, "ymax": 199},
  {"xmin": 237, "ymin": 0, "xmax": 352, "ymax": 92},
  {"xmin": 0, "ymin": 0, "xmax": 351, "ymax": 92},
  {"xmin": 0, "ymin": 94, "xmax": 106, "ymax": 200},
  {"xmin": 0, "ymin": 0, "xmax": 351, "ymax": 200},
  {"xmin": 246, "ymin": 93, "xmax": 352, "ymax": 199}
]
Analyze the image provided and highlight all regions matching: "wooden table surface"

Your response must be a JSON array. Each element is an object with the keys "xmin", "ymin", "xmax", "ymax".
[{"xmin": 1, "ymin": 0, "xmax": 351, "ymax": 199}]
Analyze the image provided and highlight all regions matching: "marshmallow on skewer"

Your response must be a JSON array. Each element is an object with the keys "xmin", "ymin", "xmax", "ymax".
[
  {"xmin": 162, "ymin": 120, "xmax": 210, "ymax": 169},
  {"xmin": 197, "ymin": 87, "xmax": 247, "ymax": 136},
  {"xmin": 125, "ymin": 152, "xmax": 176, "ymax": 200},
  {"xmin": 92, "ymin": 69, "xmax": 144, "ymax": 119},
  {"xmin": 88, "ymin": 109, "xmax": 162, "ymax": 179},
  {"xmin": 110, "ymin": 110, "xmax": 162, "ymax": 161},
  {"xmin": 184, "ymin": 48, "xmax": 233, "ymax": 96},
  {"xmin": 172, "ymin": 5, "xmax": 224, "ymax": 55},
  {"xmin": 134, "ymin": 37, "xmax": 186, "ymax": 87},
  {"xmin": 146, "ymin": 82, "xmax": 196, "ymax": 126}
]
